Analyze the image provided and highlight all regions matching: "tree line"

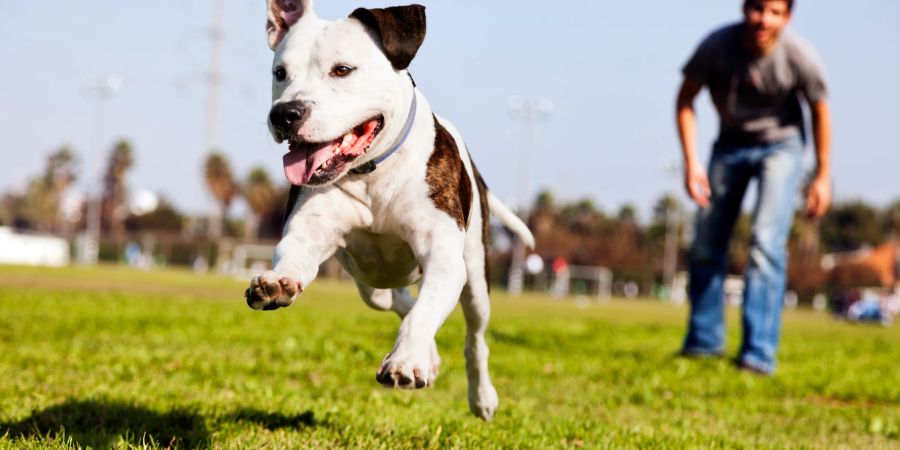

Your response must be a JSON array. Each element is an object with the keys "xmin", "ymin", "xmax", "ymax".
[
  {"xmin": 524, "ymin": 189, "xmax": 900, "ymax": 298},
  {"xmin": 0, "ymin": 142, "xmax": 291, "ymax": 244},
  {"xmin": 3, "ymin": 142, "xmax": 899, "ymax": 297}
]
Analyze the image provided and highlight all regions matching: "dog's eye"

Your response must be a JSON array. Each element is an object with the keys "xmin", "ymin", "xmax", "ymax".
[
  {"xmin": 273, "ymin": 66, "xmax": 287, "ymax": 82},
  {"xmin": 331, "ymin": 65, "xmax": 354, "ymax": 78}
]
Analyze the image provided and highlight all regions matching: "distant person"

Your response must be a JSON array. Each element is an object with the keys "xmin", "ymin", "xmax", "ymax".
[
  {"xmin": 675, "ymin": 0, "xmax": 831, "ymax": 374},
  {"xmin": 551, "ymin": 256, "xmax": 570, "ymax": 298},
  {"xmin": 847, "ymin": 289, "xmax": 899, "ymax": 327}
]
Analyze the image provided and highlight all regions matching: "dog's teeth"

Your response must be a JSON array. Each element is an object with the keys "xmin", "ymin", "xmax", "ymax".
[{"xmin": 341, "ymin": 132, "xmax": 354, "ymax": 148}]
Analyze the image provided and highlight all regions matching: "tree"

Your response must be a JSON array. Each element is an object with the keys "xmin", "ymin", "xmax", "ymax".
[
  {"xmin": 242, "ymin": 167, "xmax": 278, "ymax": 240},
  {"xmin": 125, "ymin": 195, "xmax": 184, "ymax": 233},
  {"xmin": 646, "ymin": 194, "xmax": 681, "ymax": 248},
  {"xmin": 820, "ymin": 200, "xmax": 884, "ymax": 253},
  {"xmin": 20, "ymin": 146, "xmax": 78, "ymax": 232},
  {"xmin": 648, "ymin": 194, "xmax": 684, "ymax": 283},
  {"xmin": 46, "ymin": 147, "xmax": 78, "ymax": 190},
  {"xmin": 651, "ymin": 194, "xmax": 681, "ymax": 225},
  {"xmin": 789, "ymin": 213, "xmax": 820, "ymax": 260},
  {"xmin": 257, "ymin": 185, "xmax": 293, "ymax": 240},
  {"xmin": 616, "ymin": 203, "xmax": 638, "ymax": 225},
  {"xmin": 102, "ymin": 139, "xmax": 134, "ymax": 238},
  {"xmin": 532, "ymin": 189, "xmax": 555, "ymax": 214},
  {"xmin": 203, "ymin": 151, "xmax": 237, "ymax": 238},
  {"xmin": 559, "ymin": 198, "xmax": 605, "ymax": 235},
  {"xmin": 1, "ymin": 192, "xmax": 26, "ymax": 228}
]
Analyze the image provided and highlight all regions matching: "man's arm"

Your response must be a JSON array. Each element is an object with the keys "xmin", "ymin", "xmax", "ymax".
[
  {"xmin": 676, "ymin": 77, "xmax": 710, "ymax": 208},
  {"xmin": 806, "ymin": 99, "xmax": 832, "ymax": 219}
]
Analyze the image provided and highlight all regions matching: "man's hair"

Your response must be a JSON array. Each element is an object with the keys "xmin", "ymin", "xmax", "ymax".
[{"xmin": 743, "ymin": 0, "xmax": 794, "ymax": 12}]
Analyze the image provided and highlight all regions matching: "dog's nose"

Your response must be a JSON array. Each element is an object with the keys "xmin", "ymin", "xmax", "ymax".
[{"xmin": 269, "ymin": 102, "xmax": 307, "ymax": 135}]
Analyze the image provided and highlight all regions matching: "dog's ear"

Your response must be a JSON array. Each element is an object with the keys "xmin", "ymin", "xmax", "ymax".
[
  {"xmin": 267, "ymin": 0, "xmax": 315, "ymax": 50},
  {"xmin": 349, "ymin": 5, "xmax": 426, "ymax": 70}
]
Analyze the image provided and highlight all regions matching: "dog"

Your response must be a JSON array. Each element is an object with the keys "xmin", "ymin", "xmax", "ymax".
[{"xmin": 245, "ymin": 0, "xmax": 535, "ymax": 420}]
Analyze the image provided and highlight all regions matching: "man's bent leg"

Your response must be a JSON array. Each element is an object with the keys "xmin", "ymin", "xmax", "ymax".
[
  {"xmin": 683, "ymin": 148, "xmax": 753, "ymax": 355},
  {"xmin": 739, "ymin": 137, "xmax": 805, "ymax": 374}
]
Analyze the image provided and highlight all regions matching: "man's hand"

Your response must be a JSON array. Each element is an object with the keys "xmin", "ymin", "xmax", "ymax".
[
  {"xmin": 806, "ymin": 175, "xmax": 831, "ymax": 219},
  {"xmin": 807, "ymin": 100, "xmax": 832, "ymax": 220},
  {"xmin": 676, "ymin": 77, "xmax": 707, "ymax": 208},
  {"xmin": 684, "ymin": 162, "xmax": 711, "ymax": 208}
]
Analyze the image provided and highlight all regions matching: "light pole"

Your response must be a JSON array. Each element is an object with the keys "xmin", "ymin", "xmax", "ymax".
[
  {"xmin": 661, "ymin": 159, "xmax": 682, "ymax": 299},
  {"xmin": 78, "ymin": 74, "xmax": 122, "ymax": 265},
  {"xmin": 506, "ymin": 96, "xmax": 552, "ymax": 296}
]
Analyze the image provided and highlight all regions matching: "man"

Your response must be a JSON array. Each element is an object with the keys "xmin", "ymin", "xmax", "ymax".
[{"xmin": 676, "ymin": 0, "xmax": 831, "ymax": 374}]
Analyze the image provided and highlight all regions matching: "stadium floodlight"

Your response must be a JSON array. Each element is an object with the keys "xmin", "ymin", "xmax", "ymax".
[
  {"xmin": 506, "ymin": 95, "xmax": 552, "ymax": 296},
  {"xmin": 78, "ymin": 74, "xmax": 123, "ymax": 265},
  {"xmin": 130, "ymin": 189, "xmax": 160, "ymax": 216}
]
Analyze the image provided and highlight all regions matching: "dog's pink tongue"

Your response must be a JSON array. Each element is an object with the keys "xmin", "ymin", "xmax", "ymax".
[{"xmin": 283, "ymin": 142, "xmax": 334, "ymax": 185}]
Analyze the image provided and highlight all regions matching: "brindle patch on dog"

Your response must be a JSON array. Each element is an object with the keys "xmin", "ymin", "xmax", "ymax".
[{"xmin": 427, "ymin": 117, "xmax": 472, "ymax": 230}]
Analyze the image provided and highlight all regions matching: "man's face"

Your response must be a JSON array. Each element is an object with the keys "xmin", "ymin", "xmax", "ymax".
[{"xmin": 743, "ymin": 0, "xmax": 792, "ymax": 52}]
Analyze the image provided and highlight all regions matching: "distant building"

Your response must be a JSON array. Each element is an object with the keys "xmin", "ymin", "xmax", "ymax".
[{"xmin": 0, "ymin": 227, "xmax": 70, "ymax": 267}]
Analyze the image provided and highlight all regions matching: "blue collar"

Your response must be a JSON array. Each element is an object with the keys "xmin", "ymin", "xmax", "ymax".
[{"xmin": 351, "ymin": 90, "xmax": 417, "ymax": 175}]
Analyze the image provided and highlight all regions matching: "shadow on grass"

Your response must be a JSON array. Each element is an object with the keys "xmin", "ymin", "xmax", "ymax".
[
  {"xmin": 0, "ymin": 400, "xmax": 327, "ymax": 448},
  {"xmin": 0, "ymin": 399, "xmax": 208, "ymax": 449},
  {"xmin": 229, "ymin": 408, "xmax": 319, "ymax": 430}
]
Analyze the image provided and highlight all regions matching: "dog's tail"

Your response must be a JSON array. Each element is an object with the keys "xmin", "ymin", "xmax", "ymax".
[{"xmin": 487, "ymin": 191, "xmax": 536, "ymax": 249}]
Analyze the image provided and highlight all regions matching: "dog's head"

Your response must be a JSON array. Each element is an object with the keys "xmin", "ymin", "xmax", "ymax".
[{"xmin": 265, "ymin": 0, "xmax": 426, "ymax": 186}]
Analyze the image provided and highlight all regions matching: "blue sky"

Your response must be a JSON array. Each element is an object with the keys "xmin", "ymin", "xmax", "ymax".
[{"xmin": 1, "ymin": 0, "xmax": 898, "ymax": 221}]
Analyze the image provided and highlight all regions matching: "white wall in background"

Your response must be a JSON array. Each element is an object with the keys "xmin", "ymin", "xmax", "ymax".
[{"xmin": 0, "ymin": 227, "xmax": 70, "ymax": 267}]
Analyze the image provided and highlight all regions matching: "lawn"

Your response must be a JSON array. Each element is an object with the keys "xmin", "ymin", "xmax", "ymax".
[{"xmin": 0, "ymin": 265, "xmax": 898, "ymax": 449}]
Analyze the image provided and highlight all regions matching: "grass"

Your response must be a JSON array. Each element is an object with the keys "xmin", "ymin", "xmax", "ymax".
[{"xmin": 0, "ymin": 264, "xmax": 898, "ymax": 449}]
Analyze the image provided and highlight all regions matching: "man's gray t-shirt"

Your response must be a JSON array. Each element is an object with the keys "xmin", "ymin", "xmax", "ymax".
[{"xmin": 683, "ymin": 23, "xmax": 828, "ymax": 146}]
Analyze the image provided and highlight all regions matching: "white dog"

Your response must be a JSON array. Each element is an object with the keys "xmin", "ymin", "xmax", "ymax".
[{"xmin": 245, "ymin": 0, "xmax": 534, "ymax": 420}]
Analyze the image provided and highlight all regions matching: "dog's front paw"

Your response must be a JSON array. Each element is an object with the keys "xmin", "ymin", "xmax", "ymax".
[
  {"xmin": 245, "ymin": 271, "xmax": 302, "ymax": 311},
  {"xmin": 469, "ymin": 381, "xmax": 499, "ymax": 421},
  {"xmin": 376, "ymin": 342, "xmax": 438, "ymax": 389}
]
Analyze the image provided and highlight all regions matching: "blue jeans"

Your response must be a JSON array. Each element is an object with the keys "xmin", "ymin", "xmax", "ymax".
[{"xmin": 682, "ymin": 135, "xmax": 806, "ymax": 374}]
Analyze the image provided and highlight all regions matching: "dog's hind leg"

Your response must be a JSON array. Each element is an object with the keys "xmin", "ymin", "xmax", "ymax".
[
  {"xmin": 460, "ymin": 267, "xmax": 499, "ymax": 420},
  {"xmin": 354, "ymin": 281, "xmax": 415, "ymax": 317}
]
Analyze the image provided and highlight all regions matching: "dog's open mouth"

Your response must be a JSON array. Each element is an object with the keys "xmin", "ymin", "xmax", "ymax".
[{"xmin": 283, "ymin": 116, "xmax": 383, "ymax": 185}]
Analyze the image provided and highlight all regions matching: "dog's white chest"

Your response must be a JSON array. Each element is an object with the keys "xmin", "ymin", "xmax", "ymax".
[{"xmin": 335, "ymin": 230, "xmax": 421, "ymax": 289}]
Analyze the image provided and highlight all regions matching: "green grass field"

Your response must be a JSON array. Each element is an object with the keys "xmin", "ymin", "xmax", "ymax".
[{"xmin": 0, "ymin": 265, "xmax": 898, "ymax": 449}]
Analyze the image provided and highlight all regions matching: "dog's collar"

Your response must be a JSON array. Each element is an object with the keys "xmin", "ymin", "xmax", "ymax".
[{"xmin": 351, "ymin": 89, "xmax": 417, "ymax": 175}]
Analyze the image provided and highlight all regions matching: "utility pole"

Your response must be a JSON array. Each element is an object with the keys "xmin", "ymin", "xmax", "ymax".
[
  {"xmin": 506, "ymin": 96, "xmax": 552, "ymax": 296},
  {"xmin": 663, "ymin": 198, "xmax": 680, "ymax": 296},
  {"xmin": 206, "ymin": 0, "xmax": 225, "ymax": 154},
  {"xmin": 661, "ymin": 160, "xmax": 682, "ymax": 299},
  {"xmin": 78, "ymin": 75, "xmax": 122, "ymax": 265}
]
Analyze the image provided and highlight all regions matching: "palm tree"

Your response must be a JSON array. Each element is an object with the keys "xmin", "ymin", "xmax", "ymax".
[
  {"xmin": 23, "ymin": 179, "xmax": 57, "ymax": 232},
  {"xmin": 47, "ymin": 146, "xmax": 78, "ymax": 191},
  {"xmin": 23, "ymin": 146, "xmax": 78, "ymax": 233},
  {"xmin": 242, "ymin": 167, "xmax": 277, "ymax": 240},
  {"xmin": 102, "ymin": 139, "xmax": 134, "ymax": 238},
  {"xmin": 204, "ymin": 151, "xmax": 237, "ymax": 238}
]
